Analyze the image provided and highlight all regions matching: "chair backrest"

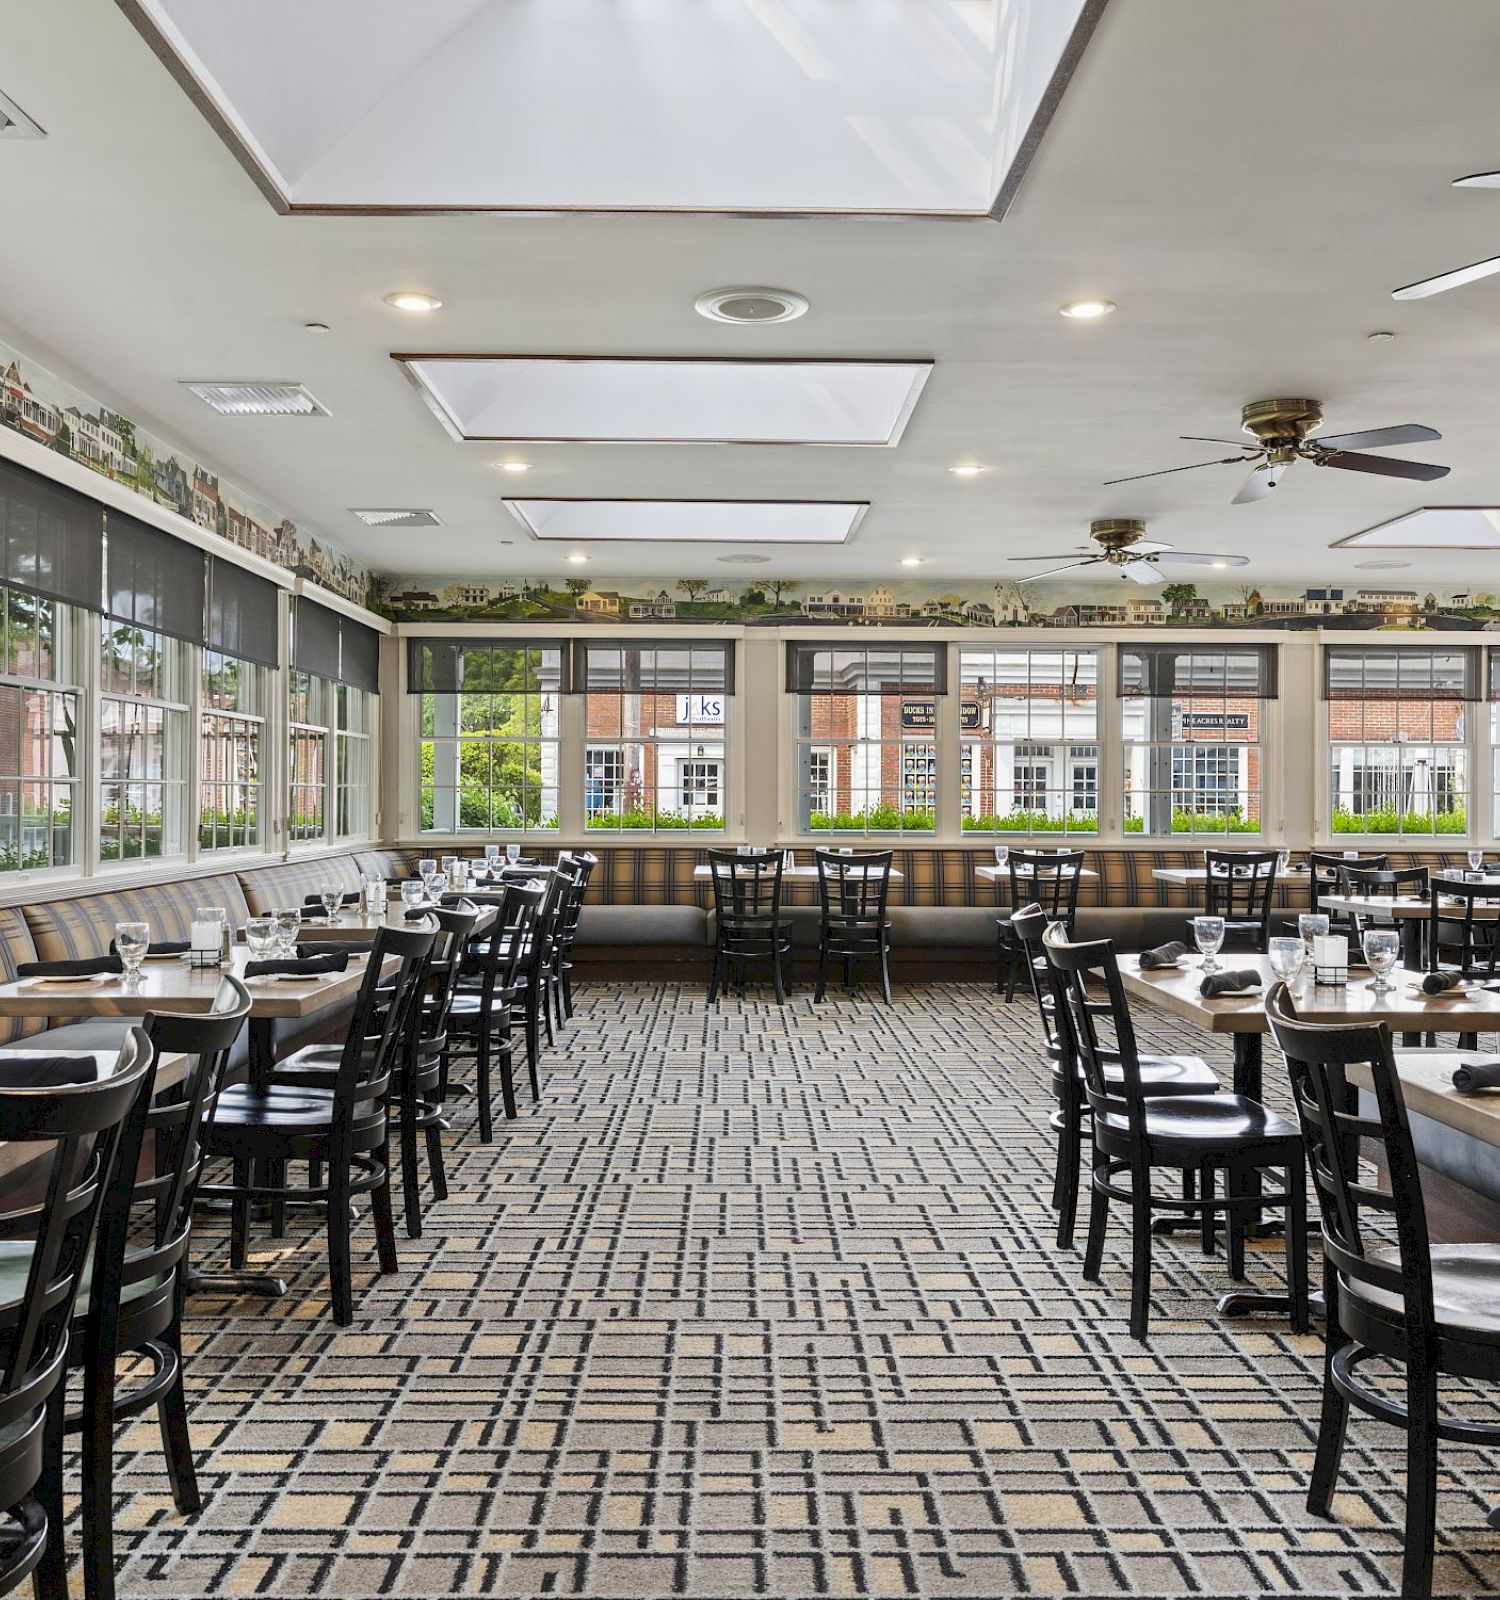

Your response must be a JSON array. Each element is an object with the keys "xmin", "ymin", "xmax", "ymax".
[
  {"xmin": 1428, "ymin": 872, "xmax": 1500, "ymax": 974},
  {"xmin": 1264, "ymin": 983, "xmax": 1433, "ymax": 1339},
  {"xmin": 1203, "ymin": 849, "xmax": 1279, "ymax": 926},
  {"xmin": 333, "ymin": 924, "xmax": 436, "ymax": 1106},
  {"xmin": 707, "ymin": 850, "xmax": 784, "ymax": 923},
  {"xmin": 1007, "ymin": 850, "xmax": 1084, "ymax": 922},
  {"xmin": 558, "ymin": 852, "xmax": 598, "ymax": 944},
  {"xmin": 1041, "ymin": 924, "xmax": 1146, "ymax": 1138},
  {"xmin": 1308, "ymin": 851, "xmax": 1390, "ymax": 914},
  {"xmin": 468, "ymin": 878, "xmax": 548, "ymax": 1005},
  {"xmin": 120, "ymin": 976, "xmax": 252, "ymax": 1311},
  {"xmin": 425, "ymin": 901, "xmax": 482, "ymax": 1044},
  {"xmin": 1008, "ymin": 903, "xmax": 1058, "ymax": 1050},
  {"xmin": 814, "ymin": 849, "xmax": 893, "ymax": 924},
  {"xmin": 0, "ymin": 1029, "xmax": 155, "ymax": 1446},
  {"xmin": 1341, "ymin": 863, "xmax": 1428, "ymax": 898}
]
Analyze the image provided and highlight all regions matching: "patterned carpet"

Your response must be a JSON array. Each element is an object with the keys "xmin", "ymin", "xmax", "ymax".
[{"xmin": 91, "ymin": 982, "xmax": 1500, "ymax": 1598}]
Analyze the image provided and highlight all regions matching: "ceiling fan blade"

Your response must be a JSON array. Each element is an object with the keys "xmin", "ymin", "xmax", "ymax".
[
  {"xmin": 1453, "ymin": 172, "xmax": 1500, "ymax": 188},
  {"xmin": 1316, "ymin": 450, "xmax": 1450, "ymax": 482},
  {"xmin": 1102, "ymin": 455, "xmax": 1249, "ymax": 486},
  {"xmin": 1311, "ymin": 424, "xmax": 1440, "ymax": 451},
  {"xmin": 1123, "ymin": 561, "xmax": 1166, "ymax": 585},
  {"xmin": 1232, "ymin": 460, "xmax": 1287, "ymax": 504},
  {"xmin": 1015, "ymin": 560, "xmax": 1099, "ymax": 583},
  {"xmin": 1008, "ymin": 550, "xmax": 1091, "ymax": 562},
  {"xmin": 1392, "ymin": 252, "xmax": 1500, "ymax": 300},
  {"xmin": 1150, "ymin": 550, "xmax": 1250, "ymax": 567},
  {"xmin": 1179, "ymin": 435, "xmax": 1257, "ymax": 449}
]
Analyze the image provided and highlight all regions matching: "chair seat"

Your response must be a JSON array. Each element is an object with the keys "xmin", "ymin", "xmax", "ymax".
[
  {"xmin": 1353, "ymin": 1243, "xmax": 1500, "ymax": 1341},
  {"xmin": 211, "ymin": 1082, "xmax": 370, "ymax": 1131},
  {"xmin": 1055, "ymin": 1053, "xmax": 1220, "ymax": 1098},
  {"xmin": 448, "ymin": 992, "xmax": 514, "ymax": 1018},
  {"xmin": 0, "ymin": 1240, "xmax": 169, "ymax": 1323},
  {"xmin": 1098, "ymin": 1092, "xmax": 1300, "ymax": 1149}
]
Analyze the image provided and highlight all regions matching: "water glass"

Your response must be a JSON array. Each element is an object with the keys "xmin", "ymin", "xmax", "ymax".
[
  {"xmin": 1275, "ymin": 849, "xmax": 1291, "ymax": 876},
  {"xmin": 400, "ymin": 881, "xmax": 425, "ymax": 911},
  {"xmin": 994, "ymin": 846, "xmax": 1010, "ymax": 869},
  {"xmin": 484, "ymin": 843, "xmax": 501, "ymax": 864},
  {"xmin": 244, "ymin": 915, "xmax": 278, "ymax": 958},
  {"xmin": 1191, "ymin": 915, "xmax": 1226, "ymax": 973},
  {"xmin": 1267, "ymin": 935, "xmax": 1304, "ymax": 984},
  {"xmin": 1469, "ymin": 849, "xmax": 1485, "ymax": 874},
  {"xmin": 114, "ymin": 920, "xmax": 150, "ymax": 976},
  {"xmin": 418, "ymin": 858, "xmax": 436, "ymax": 880},
  {"xmin": 273, "ymin": 907, "xmax": 302, "ymax": 955},
  {"xmin": 1362, "ymin": 928, "xmax": 1401, "ymax": 993},
  {"xmin": 1298, "ymin": 913, "xmax": 1329, "ymax": 960},
  {"xmin": 319, "ymin": 883, "xmax": 343, "ymax": 922},
  {"xmin": 506, "ymin": 843, "xmax": 521, "ymax": 865},
  {"xmin": 425, "ymin": 871, "xmax": 448, "ymax": 901}
]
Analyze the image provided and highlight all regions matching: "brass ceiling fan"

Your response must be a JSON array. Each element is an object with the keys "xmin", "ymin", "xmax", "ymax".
[
  {"xmin": 1103, "ymin": 398, "xmax": 1448, "ymax": 505},
  {"xmin": 1009, "ymin": 518, "xmax": 1247, "ymax": 584},
  {"xmin": 1393, "ymin": 172, "xmax": 1500, "ymax": 299}
]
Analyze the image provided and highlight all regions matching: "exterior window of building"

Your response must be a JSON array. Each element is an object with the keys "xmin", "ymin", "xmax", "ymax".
[
  {"xmin": 790, "ymin": 643, "xmax": 943, "ymax": 834},
  {"xmin": 1329, "ymin": 646, "xmax": 1473, "ymax": 837},
  {"xmin": 0, "ymin": 586, "xmax": 81, "ymax": 874},
  {"xmin": 288, "ymin": 670, "xmax": 329, "ymax": 843},
  {"xmin": 99, "ymin": 618, "xmax": 189, "ymax": 862},
  {"xmin": 580, "ymin": 643, "xmax": 732, "ymax": 832},
  {"xmin": 1121, "ymin": 645, "xmax": 1274, "ymax": 836},
  {"xmin": 959, "ymin": 648, "xmax": 1099, "ymax": 834},
  {"xmin": 335, "ymin": 683, "xmax": 374, "ymax": 839},
  {"xmin": 199, "ymin": 649, "xmax": 266, "ymax": 852},
  {"xmin": 413, "ymin": 641, "xmax": 562, "ymax": 833}
]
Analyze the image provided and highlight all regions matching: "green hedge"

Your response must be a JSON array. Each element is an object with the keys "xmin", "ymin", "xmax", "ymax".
[
  {"xmin": 809, "ymin": 804, "xmax": 935, "ymax": 832},
  {"xmin": 1330, "ymin": 804, "xmax": 1467, "ymax": 836},
  {"xmin": 585, "ymin": 808, "xmax": 722, "ymax": 831},
  {"xmin": 962, "ymin": 811, "xmax": 1098, "ymax": 834}
]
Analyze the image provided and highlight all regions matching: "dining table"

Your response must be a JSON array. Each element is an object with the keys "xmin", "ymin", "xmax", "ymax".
[
  {"xmin": 1150, "ymin": 865, "xmax": 1311, "ymax": 887},
  {"xmin": 977, "ymin": 863, "xmax": 1097, "ymax": 884},
  {"xmin": 692, "ymin": 864, "xmax": 904, "ymax": 880},
  {"xmin": 296, "ymin": 900, "xmax": 499, "ymax": 944}
]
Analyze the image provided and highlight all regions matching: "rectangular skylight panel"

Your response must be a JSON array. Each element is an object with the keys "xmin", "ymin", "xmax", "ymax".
[
  {"xmin": 506, "ymin": 500, "xmax": 867, "ymax": 544},
  {"xmin": 1332, "ymin": 508, "xmax": 1500, "ymax": 550},
  {"xmin": 398, "ymin": 357, "xmax": 931, "ymax": 445}
]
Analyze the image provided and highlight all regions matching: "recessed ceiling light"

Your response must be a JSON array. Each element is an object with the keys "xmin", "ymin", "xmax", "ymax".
[
  {"xmin": 948, "ymin": 464, "xmax": 987, "ymax": 477},
  {"xmin": 718, "ymin": 553, "xmax": 772, "ymax": 565},
  {"xmin": 1367, "ymin": 330, "xmax": 1396, "ymax": 343},
  {"xmin": 565, "ymin": 552, "xmax": 589, "ymax": 565},
  {"xmin": 1354, "ymin": 559, "xmax": 1412, "ymax": 570},
  {"xmin": 384, "ymin": 291, "xmax": 442, "ymax": 313},
  {"xmin": 695, "ymin": 287, "xmax": 809, "ymax": 325},
  {"xmin": 901, "ymin": 556, "xmax": 926, "ymax": 567},
  {"xmin": 496, "ymin": 461, "xmax": 531, "ymax": 473},
  {"xmin": 1210, "ymin": 561, "xmax": 1228, "ymax": 569},
  {"xmin": 303, "ymin": 321, "xmax": 331, "ymax": 334},
  {"xmin": 1059, "ymin": 298, "xmax": 1116, "ymax": 320}
]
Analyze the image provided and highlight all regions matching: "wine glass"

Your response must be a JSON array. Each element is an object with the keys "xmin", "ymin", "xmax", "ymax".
[
  {"xmin": 418, "ymin": 858, "xmax": 436, "ymax": 881},
  {"xmin": 244, "ymin": 915, "xmax": 278, "ymax": 959},
  {"xmin": 994, "ymin": 845, "xmax": 1009, "ymax": 870},
  {"xmin": 319, "ymin": 883, "xmax": 343, "ymax": 923},
  {"xmin": 484, "ymin": 843, "xmax": 501, "ymax": 868},
  {"xmin": 506, "ymin": 843, "xmax": 521, "ymax": 865},
  {"xmin": 400, "ymin": 880, "xmax": 425, "ymax": 911},
  {"xmin": 1362, "ymin": 928, "xmax": 1401, "ymax": 994},
  {"xmin": 1275, "ymin": 848, "xmax": 1291, "ymax": 877},
  {"xmin": 114, "ymin": 920, "xmax": 149, "ymax": 978},
  {"xmin": 1268, "ymin": 935, "xmax": 1304, "ymax": 985},
  {"xmin": 1298, "ymin": 913, "xmax": 1329, "ymax": 961},
  {"xmin": 1469, "ymin": 849, "xmax": 1485, "ymax": 875},
  {"xmin": 425, "ymin": 871, "xmax": 448, "ymax": 902},
  {"xmin": 273, "ymin": 907, "xmax": 302, "ymax": 956},
  {"xmin": 1191, "ymin": 915, "xmax": 1226, "ymax": 973}
]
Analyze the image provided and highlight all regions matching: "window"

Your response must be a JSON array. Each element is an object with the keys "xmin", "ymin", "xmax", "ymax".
[
  {"xmin": 789, "ymin": 643, "xmax": 942, "ymax": 834},
  {"xmin": 1121, "ymin": 645, "xmax": 1274, "ymax": 836},
  {"xmin": 412, "ymin": 640, "xmax": 562, "ymax": 833},
  {"xmin": 199, "ymin": 649, "xmax": 266, "ymax": 852},
  {"xmin": 99, "ymin": 619, "xmax": 189, "ymax": 862},
  {"xmin": 335, "ymin": 683, "xmax": 374, "ymax": 839},
  {"xmin": 0, "ymin": 586, "xmax": 81, "ymax": 875},
  {"xmin": 959, "ymin": 648, "xmax": 1098, "ymax": 834},
  {"xmin": 290, "ymin": 600, "xmax": 380, "ymax": 845},
  {"xmin": 1328, "ymin": 646, "xmax": 1473, "ymax": 837},
  {"xmin": 288, "ymin": 670, "xmax": 329, "ymax": 843},
  {"xmin": 579, "ymin": 642, "xmax": 732, "ymax": 832}
]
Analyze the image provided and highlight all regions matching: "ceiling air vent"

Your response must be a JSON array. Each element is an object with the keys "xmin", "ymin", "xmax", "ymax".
[
  {"xmin": 349, "ymin": 508, "xmax": 443, "ymax": 528},
  {"xmin": 182, "ymin": 381, "xmax": 329, "ymax": 417},
  {"xmin": 0, "ymin": 91, "xmax": 45, "ymax": 139}
]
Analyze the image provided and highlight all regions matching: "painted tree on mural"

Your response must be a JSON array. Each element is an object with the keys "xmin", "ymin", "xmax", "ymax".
[
  {"xmin": 676, "ymin": 578, "xmax": 709, "ymax": 601},
  {"xmin": 1161, "ymin": 582, "xmax": 1198, "ymax": 616}
]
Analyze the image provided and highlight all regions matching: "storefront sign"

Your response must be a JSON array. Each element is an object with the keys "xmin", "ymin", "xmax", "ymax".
[
  {"xmin": 1178, "ymin": 711, "xmax": 1250, "ymax": 734},
  {"xmin": 675, "ymin": 694, "xmax": 725, "ymax": 724},
  {"xmin": 901, "ymin": 698, "xmax": 983, "ymax": 730}
]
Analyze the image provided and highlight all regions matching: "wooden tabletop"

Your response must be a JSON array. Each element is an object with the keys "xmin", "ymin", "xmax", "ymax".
[
  {"xmin": 0, "ymin": 947, "xmax": 386, "ymax": 1020},
  {"xmin": 1319, "ymin": 892, "xmax": 1500, "ymax": 922},
  {"xmin": 1119, "ymin": 952, "xmax": 1500, "ymax": 1036},
  {"xmin": 1351, "ymin": 1050, "xmax": 1500, "ymax": 1151},
  {"xmin": 692, "ymin": 863, "xmax": 904, "ymax": 880},
  {"xmin": 1152, "ymin": 866, "xmax": 1309, "ymax": 886},
  {"xmin": 296, "ymin": 901, "xmax": 497, "ymax": 944},
  {"xmin": 977, "ymin": 863, "xmax": 1098, "ymax": 882}
]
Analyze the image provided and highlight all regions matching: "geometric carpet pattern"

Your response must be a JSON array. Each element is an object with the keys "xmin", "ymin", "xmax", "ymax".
[{"xmin": 87, "ymin": 982, "xmax": 1500, "ymax": 1597}]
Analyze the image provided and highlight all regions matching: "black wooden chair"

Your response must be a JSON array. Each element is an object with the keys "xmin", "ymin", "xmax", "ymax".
[
  {"xmin": 1010, "ymin": 907, "xmax": 1219, "ymax": 1250},
  {"xmin": 0, "ymin": 1031, "xmax": 155, "ymax": 1600},
  {"xmin": 1265, "ymin": 984, "xmax": 1500, "ymax": 1600},
  {"xmin": 1337, "ymin": 864, "xmax": 1431, "ymax": 972},
  {"xmin": 707, "ymin": 850, "xmax": 792, "ymax": 1002},
  {"xmin": 996, "ymin": 850, "xmax": 1084, "ymax": 1001},
  {"xmin": 1201, "ymin": 848, "xmax": 1279, "ymax": 953},
  {"xmin": 58, "ymin": 981, "xmax": 249, "ymax": 1600},
  {"xmin": 1280, "ymin": 851, "xmax": 1391, "ymax": 939},
  {"xmin": 202, "ymin": 925, "xmax": 435, "ymax": 1325},
  {"xmin": 1042, "ymin": 924, "xmax": 1308, "ymax": 1341},
  {"xmin": 512, "ymin": 869, "xmax": 569, "ymax": 1087},
  {"xmin": 551, "ymin": 851, "xmax": 597, "ymax": 1025},
  {"xmin": 813, "ymin": 849, "xmax": 894, "ymax": 1004},
  {"xmin": 1428, "ymin": 871, "xmax": 1500, "ymax": 976}
]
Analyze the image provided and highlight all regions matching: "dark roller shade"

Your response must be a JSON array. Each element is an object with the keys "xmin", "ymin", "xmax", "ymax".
[
  {"xmin": 104, "ymin": 510, "xmax": 206, "ymax": 644},
  {"xmin": 575, "ymin": 640, "xmax": 734, "ymax": 694},
  {"xmin": 293, "ymin": 596, "xmax": 342, "ymax": 681},
  {"xmin": 206, "ymin": 555, "xmax": 281, "ymax": 667},
  {"xmin": 407, "ymin": 638, "xmax": 568, "ymax": 694},
  {"xmin": 1118, "ymin": 644, "xmax": 1279, "ymax": 699},
  {"xmin": 0, "ymin": 456, "xmax": 104, "ymax": 611},
  {"xmin": 785, "ymin": 641, "xmax": 946, "ymax": 696},
  {"xmin": 341, "ymin": 617, "xmax": 381, "ymax": 694},
  {"xmin": 1326, "ymin": 645, "xmax": 1478, "ymax": 702}
]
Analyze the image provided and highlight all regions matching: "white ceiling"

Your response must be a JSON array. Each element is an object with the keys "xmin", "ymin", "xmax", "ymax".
[{"xmin": 4, "ymin": 0, "xmax": 1500, "ymax": 587}]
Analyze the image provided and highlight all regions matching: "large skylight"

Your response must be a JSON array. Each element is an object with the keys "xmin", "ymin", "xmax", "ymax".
[
  {"xmin": 505, "ymin": 500, "xmax": 867, "ymax": 545},
  {"xmin": 398, "ymin": 357, "xmax": 932, "ymax": 445},
  {"xmin": 120, "ymin": 0, "xmax": 1105, "ymax": 215},
  {"xmin": 1333, "ymin": 508, "xmax": 1500, "ymax": 550}
]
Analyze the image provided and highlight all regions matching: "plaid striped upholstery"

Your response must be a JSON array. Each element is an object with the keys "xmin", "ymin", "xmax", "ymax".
[
  {"xmin": 0, "ymin": 908, "xmax": 44, "ymax": 1043},
  {"xmin": 24, "ymin": 874, "xmax": 253, "ymax": 963},
  {"xmin": 238, "ymin": 856, "xmax": 365, "ymax": 915}
]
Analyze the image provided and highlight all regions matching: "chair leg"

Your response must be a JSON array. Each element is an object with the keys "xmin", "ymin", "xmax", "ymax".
[
  {"xmin": 542, "ymin": 977, "xmax": 556, "ymax": 1048},
  {"xmin": 1082, "ymin": 1154, "xmax": 1110, "ymax": 1281},
  {"xmin": 476, "ymin": 1030, "xmax": 494, "ymax": 1144},
  {"xmin": 770, "ymin": 944, "xmax": 786, "ymax": 1005},
  {"xmin": 82, "ymin": 1349, "xmax": 118, "ymax": 1600},
  {"xmin": 1129, "ymin": 1172, "xmax": 1153, "ymax": 1342},
  {"xmin": 1054, "ymin": 1111, "xmax": 1081, "ymax": 1252},
  {"xmin": 156, "ymin": 1321, "xmax": 200, "ymax": 1517},
  {"xmin": 425, "ymin": 1122, "xmax": 448, "ymax": 1203},
  {"xmin": 400, "ymin": 1111, "xmax": 422, "ymax": 1239},
  {"xmin": 1286, "ymin": 1148, "xmax": 1310, "ymax": 1335},
  {"xmin": 267, "ymin": 1158, "xmax": 286, "ymax": 1239},
  {"xmin": 498, "ymin": 1032, "xmax": 519, "ymax": 1122},
  {"xmin": 878, "ymin": 941, "xmax": 893, "ymax": 1006},
  {"xmin": 1226, "ymin": 1166, "xmax": 1246, "ymax": 1281},
  {"xmin": 1402, "ymin": 1364, "xmax": 1440, "ymax": 1600},
  {"xmin": 1307, "ymin": 1273, "xmax": 1350, "ymax": 1517},
  {"xmin": 327, "ymin": 1167, "xmax": 354, "ymax": 1326},
  {"xmin": 229, "ymin": 1158, "xmax": 251, "ymax": 1269},
  {"xmin": 708, "ymin": 942, "xmax": 722, "ymax": 1003},
  {"xmin": 814, "ymin": 939, "xmax": 828, "ymax": 1003},
  {"xmin": 35, "ymin": 1383, "xmax": 67, "ymax": 1600},
  {"xmin": 1200, "ymin": 1165, "xmax": 1217, "ymax": 1256},
  {"xmin": 371, "ymin": 1146, "xmax": 400, "ymax": 1276}
]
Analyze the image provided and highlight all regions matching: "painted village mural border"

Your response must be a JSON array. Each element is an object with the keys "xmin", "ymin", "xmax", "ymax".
[{"xmin": 0, "ymin": 338, "xmax": 375, "ymax": 607}]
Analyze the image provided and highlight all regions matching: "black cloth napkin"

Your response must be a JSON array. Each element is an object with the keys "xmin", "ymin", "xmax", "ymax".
[
  {"xmin": 1423, "ymin": 970, "xmax": 1464, "ymax": 995},
  {"xmin": 110, "ymin": 937, "xmax": 190, "ymax": 957},
  {"xmin": 1200, "ymin": 969, "xmax": 1262, "ymax": 997},
  {"xmin": 1453, "ymin": 1059, "xmax": 1500, "ymax": 1093},
  {"xmin": 404, "ymin": 907, "xmax": 435, "ymax": 922},
  {"xmin": 294, "ymin": 942, "xmax": 363, "ymax": 960},
  {"xmin": 243, "ymin": 952, "xmax": 350, "ymax": 978},
  {"xmin": 0, "ymin": 1055, "xmax": 98, "ymax": 1088},
  {"xmin": 1139, "ymin": 941, "xmax": 1188, "ymax": 971},
  {"xmin": 302, "ymin": 891, "xmax": 360, "ymax": 909},
  {"xmin": 17, "ymin": 954, "xmax": 124, "ymax": 978}
]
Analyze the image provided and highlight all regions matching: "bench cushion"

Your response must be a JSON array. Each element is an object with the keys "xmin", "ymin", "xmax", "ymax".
[
  {"xmin": 24, "ymin": 874, "xmax": 251, "ymax": 964},
  {"xmin": 238, "ymin": 856, "xmax": 364, "ymax": 915},
  {"xmin": 576, "ymin": 904, "xmax": 707, "ymax": 946},
  {"xmin": 0, "ymin": 908, "xmax": 44, "ymax": 1044}
]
